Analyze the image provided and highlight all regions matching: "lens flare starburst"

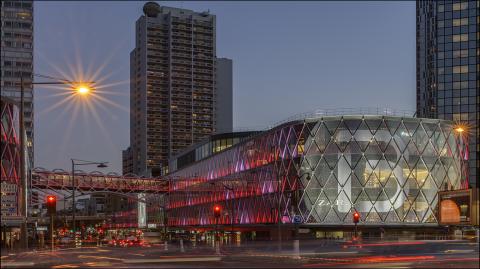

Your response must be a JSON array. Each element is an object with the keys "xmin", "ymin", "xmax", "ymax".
[{"xmin": 35, "ymin": 51, "xmax": 130, "ymax": 160}]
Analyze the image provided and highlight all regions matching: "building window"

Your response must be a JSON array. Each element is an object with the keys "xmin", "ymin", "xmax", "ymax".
[
  {"xmin": 452, "ymin": 34, "xmax": 468, "ymax": 42},
  {"xmin": 452, "ymin": 2, "xmax": 468, "ymax": 11},
  {"xmin": 452, "ymin": 65, "xmax": 468, "ymax": 73},
  {"xmin": 452, "ymin": 18, "xmax": 469, "ymax": 26}
]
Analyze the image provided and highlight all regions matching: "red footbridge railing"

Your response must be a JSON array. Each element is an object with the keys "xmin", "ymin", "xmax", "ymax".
[{"xmin": 31, "ymin": 168, "xmax": 169, "ymax": 195}]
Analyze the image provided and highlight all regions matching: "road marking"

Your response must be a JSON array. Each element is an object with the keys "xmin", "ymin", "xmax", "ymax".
[
  {"xmin": 123, "ymin": 257, "xmax": 222, "ymax": 263},
  {"xmin": 77, "ymin": 255, "xmax": 123, "ymax": 261},
  {"xmin": 83, "ymin": 262, "xmax": 112, "ymax": 267},
  {"xmin": 51, "ymin": 265, "xmax": 80, "ymax": 269},
  {"xmin": 444, "ymin": 249, "xmax": 475, "ymax": 254},
  {"xmin": 1, "ymin": 262, "xmax": 35, "ymax": 267},
  {"xmin": 304, "ymin": 251, "xmax": 359, "ymax": 255}
]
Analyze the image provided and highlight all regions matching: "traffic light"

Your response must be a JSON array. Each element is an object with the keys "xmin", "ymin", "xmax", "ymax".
[
  {"xmin": 46, "ymin": 195, "xmax": 56, "ymax": 215},
  {"xmin": 353, "ymin": 211, "xmax": 360, "ymax": 224},
  {"xmin": 213, "ymin": 205, "xmax": 221, "ymax": 218}
]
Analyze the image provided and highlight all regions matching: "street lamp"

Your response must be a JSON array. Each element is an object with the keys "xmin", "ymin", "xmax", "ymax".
[
  {"xmin": 71, "ymin": 159, "xmax": 108, "ymax": 236},
  {"xmin": 18, "ymin": 73, "xmax": 96, "ymax": 249}
]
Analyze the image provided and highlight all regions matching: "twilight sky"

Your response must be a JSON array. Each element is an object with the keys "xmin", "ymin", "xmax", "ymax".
[{"xmin": 34, "ymin": 1, "xmax": 416, "ymax": 173}]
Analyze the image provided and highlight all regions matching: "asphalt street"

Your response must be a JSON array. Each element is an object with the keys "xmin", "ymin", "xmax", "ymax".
[{"xmin": 1, "ymin": 239, "xmax": 478, "ymax": 268}]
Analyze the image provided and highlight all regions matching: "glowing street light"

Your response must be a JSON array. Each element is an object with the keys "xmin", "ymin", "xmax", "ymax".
[
  {"xmin": 18, "ymin": 73, "xmax": 96, "ymax": 249},
  {"xmin": 76, "ymin": 86, "xmax": 90, "ymax": 95},
  {"xmin": 455, "ymin": 126, "xmax": 465, "ymax": 133}
]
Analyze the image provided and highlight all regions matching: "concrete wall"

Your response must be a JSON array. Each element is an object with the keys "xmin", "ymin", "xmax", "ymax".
[{"xmin": 215, "ymin": 58, "xmax": 233, "ymax": 134}]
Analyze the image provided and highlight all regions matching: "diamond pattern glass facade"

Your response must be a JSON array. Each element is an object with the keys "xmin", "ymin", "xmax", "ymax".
[{"xmin": 166, "ymin": 116, "xmax": 467, "ymax": 227}]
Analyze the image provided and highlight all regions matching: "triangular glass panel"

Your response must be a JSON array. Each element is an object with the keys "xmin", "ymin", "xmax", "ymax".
[
  {"xmin": 343, "ymin": 140, "xmax": 362, "ymax": 168},
  {"xmin": 412, "ymin": 191, "xmax": 429, "ymax": 222},
  {"xmin": 364, "ymin": 116, "xmax": 384, "ymax": 135},
  {"xmin": 324, "ymin": 175, "xmax": 341, "ymax": 204},
  {"xmin": 384, "ymin": 172, "xmax": 401, "ymax": 200},
  {"xmin": 334, "ymin": 190, "xmax": 352, "ymax": 221},
  {"xmin": 333, "ymin": 120, "xmax": 350, "ymax": 152},
  {"xmin": 324, "ymin": 207, "xmax": 341, "ymax": 223},
  {"xmin": 431, "ymin": 158, "xmax": 447, "ymax": 188},
  {"xmin": 421, "ymin": 175, "xmax": 438, "ymax": 203},
  {"xmin": 385, "ymin": 117, "xmax": 401, "ymax": 136},
  {"xmin": 422, "ymin": 121, "xmax": 439, "ymax": 139},
  {"xmin": 365, "ymin": 209, "xmax": 381, "ymax": 223},
  {"xmin": 313, "ymin": 191, "xmax": 330, "ymax": 222},
  {"xmin": 375, "ymin": 191, "xmax": 392, "ymax": 222},
  {"xmin": 404, "ymin": 206, "xmax": 419, "ymax": 223},
  {"xmin": 350, "ymin": 173, "xmax": 363, "ymax": 205},
  {"xmin": 364, "ymin": 172, "xmax": 382, "ymax": 202},
  {"xmin": 424, "ymin": 208, "xmax": 437, "ymax": 223},
  {"xmin": 394, "ymin": 191, "xmax": 410, "ymax": 222},
  {"xmin": 354, "ymin": 156, "xmax": 369, "ymax": 186},
  {"xmin": 344, "ymin": 117, "xmax": 363, "ymax": 136},
  {"xmin": 384, "ymin": 209, "xmax": 401, "ymax": 223},
  {"xmin": 324, "ymin": 119, "xmax": 341, "ymax": 137},
  {"xmin": 413, "ymin": 126, "xmax": 429, "ymax": 155},
  {"xmin": 324, "ymin": 142, "xmax": 340, "ymax": 169},
  {"xmin": 312, "ymin": 157, "xmax": 329, "ymax": 187}
]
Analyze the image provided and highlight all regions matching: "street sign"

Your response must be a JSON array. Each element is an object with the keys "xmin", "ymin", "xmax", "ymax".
[
  {"xmin": 37, "ymin": 226, "xmax": 48, "ymax": 231},
  {"xmin": 293, "ymin": 215, "xmax": 303, "ymax": 224}
]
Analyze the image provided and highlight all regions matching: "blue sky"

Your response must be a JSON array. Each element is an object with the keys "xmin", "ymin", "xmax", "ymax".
[{"xmin": 34, "ymin": 1, "xmax": 416, "ymax": 173}]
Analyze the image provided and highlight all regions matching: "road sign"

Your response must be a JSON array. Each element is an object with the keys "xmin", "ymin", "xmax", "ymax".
[{"xmin": 293, "ymin": 215, "xmax": 303, "ymax": 224}]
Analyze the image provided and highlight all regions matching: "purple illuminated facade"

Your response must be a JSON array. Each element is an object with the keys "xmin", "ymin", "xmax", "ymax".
[{"xmin": 166, "ymin": 114, "xmax": 468, "ymax": 231}]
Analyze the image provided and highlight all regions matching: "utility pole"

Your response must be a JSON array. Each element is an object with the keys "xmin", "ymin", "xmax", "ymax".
[
  {"xmin": 19, "ymin": 77, "xmax": 28, "ymax": 250},
  {"xmin": 72, "ymin": 160, "xmax": 75, "ymax": 234}
]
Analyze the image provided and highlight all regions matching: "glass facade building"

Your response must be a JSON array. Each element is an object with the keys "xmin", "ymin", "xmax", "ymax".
[
  {"xmin": 166, "ymin": 115, "xmax": 468, "ymax": 229},
  {"xmin": 0, "ymin": 0, "xmax": 34, "ymax": 166},
  {"xmin": 416, "ymin": 0, "xmax": 479, "ymax": 186}
]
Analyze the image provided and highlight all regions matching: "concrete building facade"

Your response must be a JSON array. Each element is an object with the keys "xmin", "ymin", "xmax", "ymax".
[{"xmin": 124, "ymin": 2, "xmax": 232, "ymax": 176}]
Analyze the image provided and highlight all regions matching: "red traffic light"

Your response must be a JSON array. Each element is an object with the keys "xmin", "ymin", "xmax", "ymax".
[
  {"xmin": 213, "ymin": 205, "xmax": 221, "ymax": 218},
  {"xmin": 353, "ymin": 212, "xmax": 360, "ymax": 224},
  {"xmin": 46, "ymin": 195, "xmax": 57, "ymax": 215}
]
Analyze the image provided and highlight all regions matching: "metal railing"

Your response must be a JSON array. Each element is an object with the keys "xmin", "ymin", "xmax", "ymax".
[{"xmin": 234, "ymin": 107, "xmax": 416, "ymax": 132}]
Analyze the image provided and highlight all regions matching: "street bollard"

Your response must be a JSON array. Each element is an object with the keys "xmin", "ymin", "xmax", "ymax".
[
  {"xmin": 476, "ymin": 229, "xmax": 479, "ymax": 244},
  {"xmin": 215, "ymin": 240, "xmax": 221, "ymax": 255},
  {"xmin": 180, "ymin": 239, "xmax": 185, "ymax": 253},
  {"xmin": 293, "ymin": 239, "xmax": 300, "ymax": 259},
  {"xmin": 164, "ymin": 240, "xmax": 168, "ymax": 251}
]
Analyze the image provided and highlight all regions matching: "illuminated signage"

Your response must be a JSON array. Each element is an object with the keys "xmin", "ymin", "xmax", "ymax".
[{"xmin": 438, "ymin": 189, "xmax": 471, "ymax": 225}]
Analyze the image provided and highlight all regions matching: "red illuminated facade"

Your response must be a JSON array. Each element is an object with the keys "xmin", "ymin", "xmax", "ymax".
[
  {"xmin": 166, "ymin": 114, "xmax": 468, "ymax": 230},
  {"xmin": 1, "ymin": 97, "xmax": 22, "ymax": 220}
]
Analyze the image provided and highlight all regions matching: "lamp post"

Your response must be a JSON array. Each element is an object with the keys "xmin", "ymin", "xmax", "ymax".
[
  {"xmin": 71, "ymin": 159, "xmax": 108, "ymax": 235},
  {"xmin": 18, "ymin": 74, "xmax": 95, "ymax": 249}
]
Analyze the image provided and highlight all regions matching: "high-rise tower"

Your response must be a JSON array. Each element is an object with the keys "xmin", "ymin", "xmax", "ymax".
[
  {"xmin": 416, "ymin": 0, "xmax": 478, "ymax": 186},
  {"xmin": 125, "ymin": 2, "xmax": 232, "ymax": 176},
  {"xmin": 1, "ymin": 0, "xmax": 34, "ymax": 165}
]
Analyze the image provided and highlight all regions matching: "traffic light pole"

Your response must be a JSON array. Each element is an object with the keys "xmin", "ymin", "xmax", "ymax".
[
  {"xmin": 50, "ymin": 214, "xmax": 54, "ymax": 251},
  {"xmin": 354, "ymin": 223, "xmax": 357, "ymax": 239}
]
